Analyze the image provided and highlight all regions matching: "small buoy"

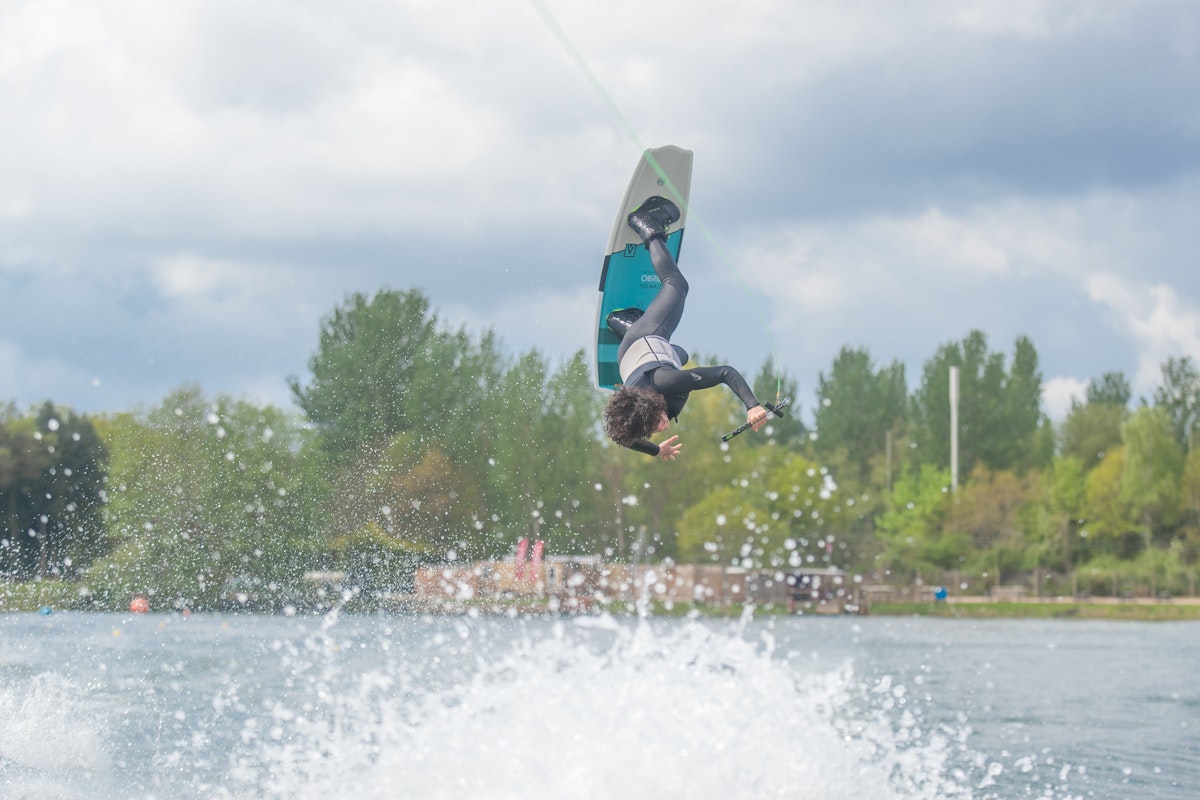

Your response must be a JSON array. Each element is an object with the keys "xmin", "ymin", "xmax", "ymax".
[
  {"xmin": 38, "ymin": 605, "xmax": 53, "ymax": 616},
  {"xmin": 130, "ymin": 596, "xmax": 150, "ymax": 614}
]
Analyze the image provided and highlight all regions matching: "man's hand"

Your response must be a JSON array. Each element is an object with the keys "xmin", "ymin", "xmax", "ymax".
[
  {"xmin": 657, "ymin": 434, "xmax": 682, "ymax": 461},
  {"xmin": 747, "ymin": 405, "xmax": 769, "ymax": 432}
]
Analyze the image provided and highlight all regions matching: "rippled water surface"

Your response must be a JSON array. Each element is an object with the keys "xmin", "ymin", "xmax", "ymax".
[{"xmin": 1, "ymin": 611, "xmax": 1197, "ymax": 799}]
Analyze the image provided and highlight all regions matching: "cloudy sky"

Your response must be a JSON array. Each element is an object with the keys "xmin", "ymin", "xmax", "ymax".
[{"xmin": 2, "ymin": 0, "xmax": 1198, "ymax": 424}]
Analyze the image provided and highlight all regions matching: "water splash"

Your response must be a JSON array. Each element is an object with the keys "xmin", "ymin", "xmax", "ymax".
[
  {"xmin": 2, "ymin": 614, "xmax": 1112, "ymax": 799},
  {"xmin": 225, "ymin": 617, "xmax": 993, "ymax": 800},
  {"xmin": 0, "ymin": 673, "xmax": 111, "ymax": 799}
]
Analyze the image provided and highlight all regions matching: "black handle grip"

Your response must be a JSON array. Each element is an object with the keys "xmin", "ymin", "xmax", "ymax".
[{"xmin": 721, "ymin": 397, "xmax": 791, "ymax": 442}]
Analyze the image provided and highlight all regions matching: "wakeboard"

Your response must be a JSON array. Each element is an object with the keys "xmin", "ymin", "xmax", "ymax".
[{"xmin": 594, "ymin": 145, "xmax": 693, "ymax": 391}]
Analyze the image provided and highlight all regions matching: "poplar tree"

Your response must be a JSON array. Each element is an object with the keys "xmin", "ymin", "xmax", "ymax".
[
  {"xmin": 1088, "ymin": 371, "xmax": 1132, "ymax": 407},
  {"xmin": 1061, "ymin": 371, "xmax": 1130, "ymax": 472},
  {"xmin": 1153, "ymin": 356, "xmax": 1200, "ymax": 448},
  {"xmin": 912, "ymin": 330, "xmax": 1044, "ymax": 475},
  {"xmin": 290, "ymin": 288, "xmax": 474, "ymax": 461},
  {"xmin": 813, "ymin": 346, "xmax": 907, "ymax": 483}
]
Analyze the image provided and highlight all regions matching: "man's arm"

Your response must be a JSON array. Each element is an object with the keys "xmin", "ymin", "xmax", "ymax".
[
  {"xmin": 629, "ymin": 434, "xmax": 682, "ymax": 460},
  {"xmin": 629, "ymin": 438, "xmax": 660, "ymax": 457},
  {"xmin": 654, "ymin": 365, "xmax": 768, "ymax": 433},
  {"xmin": 653, "ymin": 364, "xmax": 761, "ymax": 410}
]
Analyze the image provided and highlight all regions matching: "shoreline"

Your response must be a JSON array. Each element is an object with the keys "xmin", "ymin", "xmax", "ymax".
[
  {"xmin": 6, "ymin": 578, "xmax": 1200, "ymax": 621},
  {"xmin": 869, "ymin": 596, "xmax": 1200, "ymax": 621},
  {"xmin": 6, "ymin": 600, "xmax": 1200, "ymax": 622}
]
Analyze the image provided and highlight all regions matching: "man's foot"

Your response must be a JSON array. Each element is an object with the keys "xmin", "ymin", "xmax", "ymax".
[{"xmin": 627, "ymin": 196, "xmax": 681, "ymax": 244}]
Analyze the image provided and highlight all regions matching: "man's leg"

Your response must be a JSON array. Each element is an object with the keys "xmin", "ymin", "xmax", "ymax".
[
  {"xmin": 618, "ymin": 198, "xmax": 689, "ymax": 360},
  {"xmin": 618, "ymin": 239, "xmax": 688, "ymax": 359}
]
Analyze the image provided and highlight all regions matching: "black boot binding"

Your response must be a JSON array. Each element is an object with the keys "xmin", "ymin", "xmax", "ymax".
[
  {"xmin": 626, "ymin": 196, "xmax": 681, "ymax": 245},
  {"xmin": 607, "ymin": 307, "xmax": 689, "ymax": 363},
  {"xmin": 606, "ymin": 307, "xmax": 644, "ymax": 339}
]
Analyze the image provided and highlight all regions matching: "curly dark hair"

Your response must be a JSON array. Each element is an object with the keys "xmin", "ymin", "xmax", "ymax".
[{"xmin": 604, "ymin": 386, "xmax": 668, "ymax": 446}]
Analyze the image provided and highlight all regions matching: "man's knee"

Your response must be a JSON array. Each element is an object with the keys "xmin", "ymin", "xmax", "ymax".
[{"xmin": 662, "ymin": 273, "xmax": 689, "ymax": 296}]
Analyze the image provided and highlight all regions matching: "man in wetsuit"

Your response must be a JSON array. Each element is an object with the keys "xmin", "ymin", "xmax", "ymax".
[{"xmin": 603, "ymin": 195, "xmax": 769, "ymax": 461}]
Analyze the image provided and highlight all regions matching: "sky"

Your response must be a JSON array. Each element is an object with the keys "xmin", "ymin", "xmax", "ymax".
[{"xmin": 2, "ymin": 0, "xmax": 1199, "ymax": 425}]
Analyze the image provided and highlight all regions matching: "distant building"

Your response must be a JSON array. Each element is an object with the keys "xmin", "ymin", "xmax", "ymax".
[{"xmin": 412, "ymin": 557, "xmax": 862, "ymax": 614}]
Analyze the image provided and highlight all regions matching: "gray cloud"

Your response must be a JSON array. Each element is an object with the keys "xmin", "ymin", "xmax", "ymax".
[{"xmin": 1, "ymin": 0, "xmax": 1198, "ymax": 425}]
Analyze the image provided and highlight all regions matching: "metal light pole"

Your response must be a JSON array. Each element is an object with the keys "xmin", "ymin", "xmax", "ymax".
[{"xmin": 949, "ymin": 365, "xmax": 959, "ymax": 493}]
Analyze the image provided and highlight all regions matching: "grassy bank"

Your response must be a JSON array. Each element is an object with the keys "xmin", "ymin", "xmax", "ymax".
[
  {"xmin": 7, "ymin": 577, "xmax": 1200, "ymax": 621},
  {"xmin": 871, "ymin": 600, "xmax": 1200, "ymax": 621},
  {"xmin": 0, "ymin": 579, "xmax": 83, "ymax": 612}
]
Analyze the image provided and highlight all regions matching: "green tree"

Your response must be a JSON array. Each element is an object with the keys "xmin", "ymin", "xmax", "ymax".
[
  {"xmin": 1080, "ymin": 447, "xmax": 1139, "ymax": 558},
  {"xmin": 676, "ymin": 485, "xmax": 770, "ymax": 566},
  {"xmin": 32, "ymin": 403, "xmax": 110, "ymax": 578},
  {"xmin": 291, "ymin": 285, "xmax": 614, "ymax": 566},
  {"xmin": 947, "ymin": 465, "xmax": 1045, "ymax": 582},
  {"xmin": 532, "ymin": 351, "xmax": 611, "ymax": 554},
  {"xmin": 873, "ymin": 464, "xmax": 955, "ymax": 581},
  {"xmin": 676, "ymin": 447, "xmax": 847, "ymax": 569},
  {"xmin": 473, "ymin": 349, "xmax": 554, "ymax": 552},
  {"xmin": 912, "ymin": 330, "xmax": 1044, "ymax": 476},
  {"xmin": 1087, "ymin": 371, "xmax": 1132, "ymax": 407},
  {"xmin": 0, "ymin": 413, "xmax": 50, "ymax": 577},
  {"xmin": 1183, "ymin": 447, "xmax": 1200, "ymax": 523},
  {"xmin": 950, "ymin": 466, "xmax": 1036, "ymax": 553},
  {"xmin": 1002, "ymin": 337, "xmax": 1047, "ymax": 469},
  {"xmin": 1153, "ymin": 356, "xmax": 1200, "ymax": 448},
  {"xmin": 0, "ymin": 404, "xmax": 108, "ymax": 579},
  {"xmin": 1049, "ymin": 456, "xmax": 1087, "ymax": 567},
  {"xmin": 1060, "ymin": 401, "xmax": 1127, "ymax": 472},
  {"xmin": 751, "ymin": 360, "xmax": 806, "ymax": 447},
  {"xmin": 813, "ymin": 346, "xmax": 907, "ymax": 484},
  {"xmin": 1120, "ymin": 406, "xmax": 1185, "ymax": 550},
  {"xmin": 322, "ymin": 441, "xmax": 478, "ymax": 593},
  {"xmin": 290, "ymin": 288, "xmax": 477, "ymax": 461},
  {"xmin": 92, "ymin": 387, "xmax": 317, "ymax": 610},
  {"xmin": 471, "ymin": 349, "xmax": 608, "ymax": 557}
]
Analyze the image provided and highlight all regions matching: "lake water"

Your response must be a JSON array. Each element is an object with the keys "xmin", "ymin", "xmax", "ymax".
[{"xmin": 0, "ymin": 610, "xmax": 1196, "ymax": 799}]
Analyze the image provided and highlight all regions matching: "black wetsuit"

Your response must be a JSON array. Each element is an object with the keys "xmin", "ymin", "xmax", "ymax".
[{"xmin": 617, "ymin": 237, "xmax": 761, "ymax": 457}]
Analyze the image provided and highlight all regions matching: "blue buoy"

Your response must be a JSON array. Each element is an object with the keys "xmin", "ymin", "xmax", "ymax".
[{"xmin": 38, "ymin": 605, "xmax": 53, "ymax": 616}]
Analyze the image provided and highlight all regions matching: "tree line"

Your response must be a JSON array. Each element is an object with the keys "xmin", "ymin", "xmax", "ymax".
[{"xmin": 3, "ymin": 287, "xmax": 1199, "ymax": 610}]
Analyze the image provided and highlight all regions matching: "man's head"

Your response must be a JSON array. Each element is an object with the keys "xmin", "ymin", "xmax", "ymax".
[{"xmin": 604, "ymin": 386, "xmax": 669, "ymax": 446}]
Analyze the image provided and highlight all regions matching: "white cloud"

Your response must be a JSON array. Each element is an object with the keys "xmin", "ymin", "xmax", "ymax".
[
  {"xmin": 909, "ymin": 208, "xmax": 1011, "ymax": 276},
  {"xmin": 151, "ymin": 254, "xmax": 241, "ymax": 298},
  {"xmin": 1042, "ymin": 375, "xmax": 1088, "ymax": 421},
  {"xmin": 0, "ymin": 339, "xmax": 96, "ymax": 410},
  {"xmin": 1086, "ymin": 274, "xmax": 1200, "ymax": 395},
  {"xmin": 949, "ymin": 0, "xmax": 1115, "ymax": 40},
  {"xmin": 0, "ymin": 1, "xmax": 582, "ymax": 240},
  {"xmin": 730, "ymin": 183, "xmax": 1199, "ymax": 413},
  {"xmin": 441, "ymin": 284, "xmax": 597, "ymax": 366},
  {"xmin": 0, "ymin": 191, "xmax": 33, "ymax": 219},
  {"xmin": 1, "ymin": 0, "xmax": 1198, "ymax": 418}
]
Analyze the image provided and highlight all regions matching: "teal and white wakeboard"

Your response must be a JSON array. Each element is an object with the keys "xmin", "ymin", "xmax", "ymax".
[{"xmin": 594, "ymin": 145, "xmax": 693, "ymax": 391}]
